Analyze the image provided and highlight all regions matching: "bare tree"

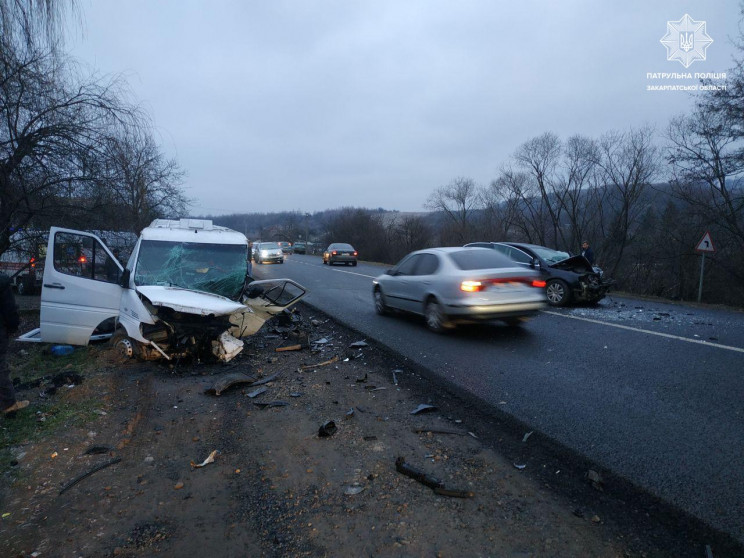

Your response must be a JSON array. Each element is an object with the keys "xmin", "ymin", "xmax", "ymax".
[
  {"xmin": 0, "ymin": 43, "xmax": 140, "ymax": 254},
  {"xmin": 424, "ymin": 177, "xmax": 480, "ymax": 243},
  {"xmin": 513, "ymin": 132, "xmax": 564, "ymax": 246},
  {"xmin": 596, "ymin": 127, "xmax": 659, "ymax": 276},
  {"xmin": 491, "ymin": 165, "xmax": 550, "ymax": 244},
  {"xmin": 92, "ymin": 129, "xmax": 189, "ymax": 233}
]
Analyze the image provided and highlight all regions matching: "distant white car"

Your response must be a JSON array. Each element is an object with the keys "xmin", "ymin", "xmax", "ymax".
[
  {"xmin": 372, "ymin": 247, "xmax": 546, "ymax": 332},
  {"xmin": 252, "ymin": 241, "xmax": 284, "ymax": 264}
]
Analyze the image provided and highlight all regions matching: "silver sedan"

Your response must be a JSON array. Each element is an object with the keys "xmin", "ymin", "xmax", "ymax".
[{"xmin": 372, "ymin": 247, "xmax": 547, "ymax": 332}]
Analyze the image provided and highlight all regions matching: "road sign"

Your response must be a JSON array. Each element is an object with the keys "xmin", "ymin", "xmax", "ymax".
[{"xmin": 695, "ymin": 232, "xmax": 715, "ymax": 253}]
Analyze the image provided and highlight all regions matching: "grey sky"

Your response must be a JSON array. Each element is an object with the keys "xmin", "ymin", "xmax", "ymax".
[{"xmin": 68, "ymin": 1, "xmax": 739, "ymax": 215}]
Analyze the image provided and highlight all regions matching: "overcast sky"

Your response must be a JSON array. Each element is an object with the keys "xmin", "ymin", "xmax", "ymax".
[{"xmin": 67, "ymin": 1, "xmax": 739, "ymax": 215}]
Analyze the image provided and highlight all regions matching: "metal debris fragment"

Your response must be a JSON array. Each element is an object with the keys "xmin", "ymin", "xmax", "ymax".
[
  {"xmin": 349, "ymin": 340, "xmax": 369, "ymax": 348},
  {"xmin": 522, "ymin": 431, "xmax": 533, "ymax": 442},
  {"xmin": 253, "ymin": 400, "xmax": 289, "ymax": 409},
  {"xmin": 410, "ymin": 404, "xmax": 437, "ymax": 415},
  {"xmin": 250, "ymin": 371, "xmax": 281, "ymax": 386},
  {"xmin": 246, "ymin": 387, "xmax": 267, "ymax": 398},
  {"xmin": 299, "ymin": 356, "xmax": 339, "ymax": 370},
  {"xmin": 513, "ymin": 463, "xmax": 526, "ymax": 470}
]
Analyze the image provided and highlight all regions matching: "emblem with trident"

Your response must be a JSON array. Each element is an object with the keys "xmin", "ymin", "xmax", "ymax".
[{"xmin": 679, "ymin": 32, "xmax": 694, "ymax": 52}]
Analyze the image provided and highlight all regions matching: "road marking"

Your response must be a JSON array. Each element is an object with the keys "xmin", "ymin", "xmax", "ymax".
[
  {"xmin": 290, "ymin": 259, "xmax": 377, "ymax": 279},
  {"xmin": 543, "ymin": 310, "xmax": 744, "ymax": 353}
]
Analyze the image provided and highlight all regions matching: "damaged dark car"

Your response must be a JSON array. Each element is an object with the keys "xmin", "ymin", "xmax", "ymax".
[{"xmin": 465, "ymin": 242, "xmax": 613, "ymax": 307}]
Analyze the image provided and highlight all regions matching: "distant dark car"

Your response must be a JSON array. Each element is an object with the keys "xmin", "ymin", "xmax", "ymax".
[
  {"xmin": 323, "ymin": 243, "xmax": 357, "ymax": 266},
  {"xmin": 293, "ymin": 241, "xmax": 307, "ymax": 254},
  {"xmin": 278, "ymin": 241, "xmax": 293, "ymax": 254},
  {"xmin": 252, "ymin": 242, "xmax": 284, "ymax": 264},
  {"xmin": 465, "ymin": 242, "xmax": 613, "ymax": 307},
  {"xmin": 373, "ymin": 247, "xmax": 546, "ymax": 332}
]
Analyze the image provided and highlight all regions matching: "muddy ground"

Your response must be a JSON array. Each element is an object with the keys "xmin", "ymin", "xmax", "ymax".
[{"xmin": 1, "ymin": 297, "xmax": 741, "ymax": 557}]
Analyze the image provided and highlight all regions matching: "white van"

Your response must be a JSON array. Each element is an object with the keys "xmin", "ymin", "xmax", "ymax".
[{"xmin": 31, "ymin": 219, "xmax": 306, "ymax": 362}]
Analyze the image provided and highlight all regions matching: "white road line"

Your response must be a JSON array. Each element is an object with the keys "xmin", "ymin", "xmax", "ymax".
[
  {"xmin": 290, "ymin": 259, "xmax": 377, "ymax": 279},
  {"xmin": 543, "ymin": 310, "xmax": 744, "ymax": 354}
]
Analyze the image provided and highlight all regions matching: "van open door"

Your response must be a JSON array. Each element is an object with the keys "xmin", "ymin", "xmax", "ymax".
[{"xmin": 40, "ymin": 227, "xmax": 124, "ymax": 345}]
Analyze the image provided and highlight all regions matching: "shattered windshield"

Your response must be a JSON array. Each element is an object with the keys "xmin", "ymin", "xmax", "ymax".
[
  {"xmin": 531, "ymin": 246, "xmax": 570, "ymax": 263},
  {"xmin": 134, "ymin": 240, "xmax": 248, "ymax": 299}
]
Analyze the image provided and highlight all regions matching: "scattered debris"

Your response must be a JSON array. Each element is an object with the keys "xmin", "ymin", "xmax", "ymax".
[
  {"xmin": 392, "ymin": 369, "xmax": 401, "ymax": 385},
  {"xmin": 253, "ymin": 401, "xmax": 289, "ymax": 409},
  {"xmin": 513, "ymin": 463, "xmax": 527, "ymax": 470},
  {"xmin": 356, "ymin": 373, "xmax": 368, "ymax": 383},
  {"xmin": 318, "ymin": 421, "xmax": 337, "ymax": 437},
  {"xmin": 410, "ymin": 404, "xmax": 437, "ymax": 415},
  {"xmin": 395, "ymin": 457, "xmax": 474, "ymax": 498},
  {"xmin": 58, "ymin": 457, "xmax": 122, "ymax": 495},
  {"xmin": 191, "ymin": 449, "xmax": 220, "ymax": 469},
  {"xmin": 289, "ymin": 392, "xmax": 303, "ymax": 398},
  {"xmin": 412, "ymin": 427, "xmax": 468, "ymax": 436},
  {"xmin": 345, "ymin": 408, "xmax": 355, "ymax": 418},
  {"xmin": 522, "ymin": 431, "xmax": 533, "ymax": 442},
  {"xmin": 174, "ymin": 482, "xmax": 184, "ymax": 490},
  {"xmin": 299, "ymin": 356, "xmax": 339, "ymax": 370},
  {"xmin": 250, "ymin": 371, "xmax": 282, "ymax": 386},
  {"xmin": 83, "ymin": 446, "xmax": 112, "ymax": 455},
  {"xmin": 349, "ymin": 340, "xmax": 369, "ymax": 348},
  {"xmin": 344, "ymin": 485, "xmax": 365, "ymax": 495},
  {"xmin": 587, "ymin": 469, "xmax": 604, "ymax": 491},
  {"xmin": 246, "ymin": 387, "xmax": 268, "ymax": 398},
  {"xmin": 205, "ymin": 372, "xmax": 258, "ymax": 396},
  {"xmin": 276, "ymin": 344, "xmax": 302, "ymax": 352},
  {"xmin": 314, "ymin": 337, "xmax": 330, "ymax": 345}
]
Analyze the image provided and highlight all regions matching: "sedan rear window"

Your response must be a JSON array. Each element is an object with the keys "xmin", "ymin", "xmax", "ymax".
[{"xmin": 448, "ymin": 249, "xmax": 516, "ymax": 270}]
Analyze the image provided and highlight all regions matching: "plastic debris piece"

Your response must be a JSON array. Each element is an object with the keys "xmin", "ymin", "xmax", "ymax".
[
  {"xmin": 412, "ymin": 427, "xmax": 467, "ymax": 436},
  {"xmin": 345, "ymin": 485, "xmax": 365, "ymax": 495},
  {"xmin": 246, "ymin": 387, "xmax": 267, "ymax": 398},
  {"xmin": 392, "ymin": 370, "xmax": 400, "ymax": 385},
  {"xmin": 468, "ymin": 432, "xmax": 478, "ymax": 439},
  {"xmin": 433, "ymin": 486, "xmax": 474, "ymax": 498},
  {"xmin": 346, "ymin": 408, "xmax": 355, "ymax": 418},
  {"xmin": 289, "ymin": 392, "xmax": 303, "ymax": 398},
  {"xmin": 356, "ymin": 373, "xmax": 368, "ymax": 383},
  {"xmin": 410, "ymin": 404, "xmax": 437, "ymax": 415},
  {"xmin": 253, "ymin": 400, "xmax": 289, "ymax": 409},
  {"xmin": 299, "ymin": 356, "xmax": 339, "ymax": 371},
  {"xmin": 513, "ymin": 463, "xmax": 526, "ymax": 470},
  {"xmin": 522, "ymin": 431, "xmax": 533, "ymax": 442},
  {"xmin": 191, "ymin": 449, "xmax": 220, "ymax": 469},
  {"xmin": 371, "ymin": 387, "xmax": 386, "ymax": 392},
  {"xmin": 2, "ymin": 512, "xmax": 11, "ymax": 519},
  {"xmin": 51, "ymin": 452, "xmax": 58, "ymax": 459},
  {"xmin": 84, "ymin": 446, "xmax": 112, "ymax": 455},
  {"xmin": 250, "ymin": 371, "xmax": 281, "ymax": 387},
  {"xmin": 349, "ymin": 340, "xmax": 369, "ymax": 348},
  {"xmin": 314, "ymin": 337, "xmax": 330, "ymax": 345},
  {"xmin": 51, "ymin": 345, "xmax": 75, "ymax": 356},
  {"xmin": 205, "ymin": 372, "xmax": 258, "ymax": 396},
  {"xmin": 318, "ymin": 421, "xmax": 337, "ymax": 437},
  {"xmin": 174, "ymin": 482, "xmax": 184, "ymax": 490},
  {"xmin": 395, "ymin": 457, "xmax": 444, "ymax": 489}
]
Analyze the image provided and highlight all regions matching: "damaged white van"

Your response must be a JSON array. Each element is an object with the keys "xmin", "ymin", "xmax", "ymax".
[{"xmin": 30, "ymin": 219, "xmax": 306, "ymax": 362}]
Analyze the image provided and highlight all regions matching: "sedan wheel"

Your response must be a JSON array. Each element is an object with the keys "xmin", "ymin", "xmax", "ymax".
[
  {"xmin": 373, "ymin": 288, "xmax": 389, "ymax": 315},
  {"xmin": 546, "ymin": 279, "xmax": 570, "ymax": 307},
  {"xmin": 424, "ymin": 299, "xmax": 449, "ymax": 333}
]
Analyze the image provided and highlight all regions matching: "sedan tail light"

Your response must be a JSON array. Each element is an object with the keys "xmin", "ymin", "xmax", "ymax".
[
  {"xmin": 531, "ymin": 279, "xmax": 546, "ymax": 288},
  {"xmin": 460, "ymin": 280, "xmax": 485, "ymax": 292}
]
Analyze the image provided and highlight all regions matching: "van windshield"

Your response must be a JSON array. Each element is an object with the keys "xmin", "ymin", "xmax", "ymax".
[{"xmin": 134, "ymin": 240, "xmax": 248, "ymax": 299}]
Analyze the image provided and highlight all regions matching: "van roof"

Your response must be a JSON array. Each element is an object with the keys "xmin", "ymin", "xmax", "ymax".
[{"xmin": 141, "ymin": 219, "xmax": 247, "ymax": 245}]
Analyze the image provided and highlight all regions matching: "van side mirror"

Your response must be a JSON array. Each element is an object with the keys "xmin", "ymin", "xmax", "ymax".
[{"xmin": 119, "ymin": 268, "xmax": 131, "ymax": 288}]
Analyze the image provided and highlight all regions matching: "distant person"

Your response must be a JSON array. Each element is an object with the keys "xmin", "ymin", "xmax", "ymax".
[
  {"xmin": 581, "ymin": 240, "xmax": 595, "ymax": 266},
  {"xmin": 1, "ymin": 274, "xmax": 28, "ymax": 415}
]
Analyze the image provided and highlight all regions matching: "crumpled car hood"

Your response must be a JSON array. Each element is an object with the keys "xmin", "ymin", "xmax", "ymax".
[
  {"xmin": 136, "ymin": 285, "xmax": 248, "ymax": 316},
  {"xmin": 550, "ymin": 255, "xmax": 595, "ymax": 273}
]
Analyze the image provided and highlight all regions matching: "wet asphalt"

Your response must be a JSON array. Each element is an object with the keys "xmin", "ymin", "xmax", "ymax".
[{"xmin": 254, "ymin": 254, "xmax": 744, "ymax": 544}]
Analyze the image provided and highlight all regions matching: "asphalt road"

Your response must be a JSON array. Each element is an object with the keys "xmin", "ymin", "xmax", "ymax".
[{"xmin": 253, "ymin": 253, "xmax": 744, "ymax": 543}]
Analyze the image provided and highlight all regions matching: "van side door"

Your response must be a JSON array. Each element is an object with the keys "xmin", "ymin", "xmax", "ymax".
[{"xmin": 40, "ymin": 227, "xmax": 124, "ymax": 345}]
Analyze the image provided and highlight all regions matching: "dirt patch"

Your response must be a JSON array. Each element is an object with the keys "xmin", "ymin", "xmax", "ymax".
[{"xmin": 1, "ymin": 298, "xmax": 741, "ymax": 557}]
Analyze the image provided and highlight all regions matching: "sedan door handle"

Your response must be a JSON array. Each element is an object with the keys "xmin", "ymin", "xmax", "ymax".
[{"xmin": 43, "ymin": 283, "xmax": 65, "ymax": 290}]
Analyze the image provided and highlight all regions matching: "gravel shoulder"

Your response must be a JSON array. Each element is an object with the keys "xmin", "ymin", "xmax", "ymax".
[{"xmin": 1, "ymin": 296, "xmax": 741, "ymax": 557}]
